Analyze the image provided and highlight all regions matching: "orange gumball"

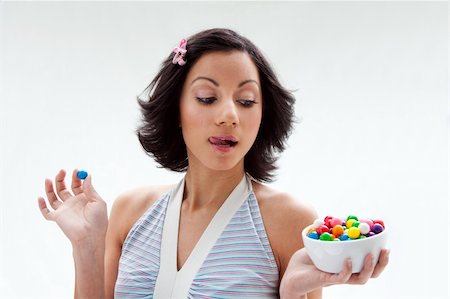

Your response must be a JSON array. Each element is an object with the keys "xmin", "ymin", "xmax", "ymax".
[{"xmin": 332, "ymin": 225, "xmax": 344, "ymax": 237}]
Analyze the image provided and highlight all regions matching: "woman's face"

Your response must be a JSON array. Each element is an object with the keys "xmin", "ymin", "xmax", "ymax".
[{"xmin": 179, "ymin": 51, "xmax": 262, "ymax": 172}]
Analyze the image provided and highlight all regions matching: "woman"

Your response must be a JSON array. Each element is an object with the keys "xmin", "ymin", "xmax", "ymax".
[{"xmin": 38, "ymin": 28, "xmax": 389, "ymax": 298}]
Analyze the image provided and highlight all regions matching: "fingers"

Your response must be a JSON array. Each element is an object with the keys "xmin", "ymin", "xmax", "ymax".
[
  {"xmin": 43, "ymin": 169, "xmax": 75, "ymax": 210},
  {"xmin": 348, "ymin": 253, "xmax": 375, "ymax": 284},
  {"xmin": 336, "ymin": 258, "xmax": 353, "ymax": 283},
  {"xmin": 322, "ymin": 258, "xmax": 353, "ymax": 285},
  {"xmin": 82, "ymin": 174, "xmax": 100, "ymax": 200},
  {"xmin": 37, "ymin": 197, "xmax": 54, "ymax": 221},
  {"xmin": 55, "ymin": 169, "xmax": 73, "ymax": 201},
  {"xmin": 71, "ymin": 168, "xmax": 83, "ymax": 195},
  {"xmin": 371, "ymin": 249, "xmax": 390, "ymax": 278},
  {"xmin": 319, "ymin": 250, "xmax": 389, "ymax": 288},
  {"xmin": 45, "ymin": 178, "xmax": 62, "ymax": 210}
]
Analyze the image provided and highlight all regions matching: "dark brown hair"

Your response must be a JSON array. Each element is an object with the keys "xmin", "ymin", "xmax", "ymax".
[{"xmin": 136, "ymin": 28, "xmax": 296, "ymax": 182}]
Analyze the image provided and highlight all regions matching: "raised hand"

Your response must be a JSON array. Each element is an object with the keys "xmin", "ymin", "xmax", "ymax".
[{"xmin": 38, "ymin": 169, "xmax": 108, "ymax": 245}]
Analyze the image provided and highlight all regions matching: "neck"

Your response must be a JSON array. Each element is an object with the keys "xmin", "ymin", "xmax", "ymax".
[{"xmin": 183, "ymin": 164, "xmax": 245, "ymax": 213}]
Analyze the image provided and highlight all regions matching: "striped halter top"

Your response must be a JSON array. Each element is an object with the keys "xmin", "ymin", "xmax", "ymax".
[{"xmin": 115, "ymin": 174, "xmax": 279, "ymax": 298}]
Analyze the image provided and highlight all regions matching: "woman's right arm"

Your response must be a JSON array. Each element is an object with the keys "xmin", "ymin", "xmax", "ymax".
[
  {"xmin": 38, "ymin": 170, "xmax": 165, "ymax": 298},
  {"xmin": 38, "ymin": 169, "xmax": 108, "ymax": 298}
]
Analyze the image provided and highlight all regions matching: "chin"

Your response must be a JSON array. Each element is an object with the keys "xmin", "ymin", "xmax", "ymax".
[
  {"xmin": 202, "ymin": 156, "xmax": 244, "ymax": 172},
  {"xmin": 187, "ymin": 147, "xmax": 246, "ymax": 172},
  {"xmin": 206, "ymin": 162, "xmax": 240, "ymax": 172}
]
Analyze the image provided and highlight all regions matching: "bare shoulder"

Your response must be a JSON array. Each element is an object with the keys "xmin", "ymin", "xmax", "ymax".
[
  {"xmin": 108, "ymin": 183, "xmax": 175, "ymax": 244},
  {"xmin": 252, "ymin": 181, "xmax": 318, "ymax": 278},
  {"xmin": 252, "ymin": 181, "xmax": 317, "ymax": 234}
]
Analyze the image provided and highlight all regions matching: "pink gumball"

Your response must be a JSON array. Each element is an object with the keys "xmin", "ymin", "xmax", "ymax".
[{"xmin": 329, "ymin": 217, "xmax": 343, "ymax": 228}]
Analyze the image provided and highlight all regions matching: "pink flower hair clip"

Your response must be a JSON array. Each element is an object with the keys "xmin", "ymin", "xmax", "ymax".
[{"xmin": 172, "ymin": 38, "xmax": 187, "ymax": 66}]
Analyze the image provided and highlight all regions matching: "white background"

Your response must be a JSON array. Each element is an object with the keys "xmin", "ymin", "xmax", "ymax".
[{"xmin": 1, "ymin": 1, "xmax": 448, "ymax": 298}]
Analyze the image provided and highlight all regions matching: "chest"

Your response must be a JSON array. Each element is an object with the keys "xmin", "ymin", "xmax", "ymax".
[
  {"xmin": 176, "ymin": 190, "xmax": 282, "ymax": 273},
  {"xmin": 115, "ymin": 190, "xmax": 280, "ymax": 298},
  {"xmin": 177, "ymin": 207, "xmax": 217, "ymax": 271}
]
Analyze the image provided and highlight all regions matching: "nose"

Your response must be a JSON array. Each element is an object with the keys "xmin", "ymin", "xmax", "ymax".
[{"xmin": 216, "ymin": 100, "xmax": 239, "ymax": 127}]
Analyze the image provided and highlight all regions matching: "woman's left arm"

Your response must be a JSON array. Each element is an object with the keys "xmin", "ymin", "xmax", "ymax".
[{"xmin": 269, "ymin": 193, "xmax": 390, "ymax": 298}]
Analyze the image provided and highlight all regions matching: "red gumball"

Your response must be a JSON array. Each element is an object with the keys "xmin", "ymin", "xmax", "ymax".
[
  {"xmin": 317, "ymin": 225, "xmax": 330, "ymax": 235},
  {"xmin": 324, "ymin": 216, "xmax": 333, "ymax": 227}
]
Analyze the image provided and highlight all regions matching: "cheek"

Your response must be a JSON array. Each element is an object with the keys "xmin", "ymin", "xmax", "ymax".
[
  {"xmin": 245, "ymin": 110, "xmax": 262, "ymax": 134},
  {"xmin": 180, "ymin": 103, "xmax": 209, "ymax": 133}
]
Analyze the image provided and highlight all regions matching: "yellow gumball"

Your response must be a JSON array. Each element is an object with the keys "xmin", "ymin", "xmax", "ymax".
[
  {"xmin": 347, "ymin": 227, "xmax": 360, "ymax": 239},
  {"xmin": 346, "ymin": 219, "xmax": 356, "ymax": 229}
]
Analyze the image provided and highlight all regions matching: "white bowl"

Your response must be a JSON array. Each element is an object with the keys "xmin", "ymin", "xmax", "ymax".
[{"xmin": 302, "ymin": 225, "xmax": 387, "ymax": 273}]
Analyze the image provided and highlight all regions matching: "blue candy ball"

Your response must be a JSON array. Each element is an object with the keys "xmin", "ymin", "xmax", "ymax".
[
  {"xmin": 307, "ymin": 231, "xmax": 319, "ymax": 240},
  {"xmin": 77, "ymin": 170, "xmax": 88, "ymax": 180},
  {"xmin": 339, "ymin": 234, "xmax": 349, "ymax": 241}
]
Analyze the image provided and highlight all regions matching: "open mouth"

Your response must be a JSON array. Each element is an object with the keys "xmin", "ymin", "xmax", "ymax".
[{"xmin": 208, "ymin": 136, "xmax": 238, "ymax": 147}]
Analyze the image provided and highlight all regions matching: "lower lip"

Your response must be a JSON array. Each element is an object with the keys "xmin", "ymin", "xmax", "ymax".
[{"xmin": 209, "ymin": 142, "xmax": 236, "ymax": 153}]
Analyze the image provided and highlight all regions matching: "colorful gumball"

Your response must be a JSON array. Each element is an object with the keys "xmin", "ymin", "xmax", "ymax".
[
  {"xmin": 319, "ymin": 232, "xmax": 333, "ymax": 241},
  {"xmin": 346, "ymin": 219, "xmax": 356, "ymax": 229},
  {"xmin": 351, "ymin": 221, "xmax": 361, "ymax": 228},
  {"xmin": 307, "ymin": 231, "xmax": 319, "ymax": 239},
  {"xmin": 367, "ymin": 232, "xmax": 376, "ymax": 237},
  {"xmin": 372, "ymin": 223, "xmax": 384, "ymax": 234},
  {"xmin": 307, "ymin": 227, "xmax": 316, "ymax": 235},
  {"xmin": 359, "ymin": 219, "xmax": 374, "ymax": 230},
  {"xmin": 339, "ymin": 234, "xmax": 349, "ymax": 241},
  {"xmin": 347, "ymin": 227, "xmax": 360, "ymax": 239},
  {"xmin": 312, "ymin": 219, "xmax": 324, "ymax": 228},
  {"xmin": 347, "ymin": 215, "xmax": 358, "ymax": 221},
  {"xmin": 358, "ymin": 222, "xmax": 370, "ymax": 235},
  {"xmin": 317, "ymin": 225, "xmax": 330, "ymax": 235},
  {"xmin": 306, "ymin": 215, "xmax": 385, "ymax": 241},
  {"xmin": 373, "ymin": 219, "xmax": 385, "ymax": 228},
  {"xmin": 329, "ymin": 217, "xmax": 343, "ymax": 228},
  {"xmin": 324, "ymin": 216, "xmax": 333, "ymax": 227},
  {"xmin": 332, "ymin": 225, "xmax": 344, "ymax": 237}
]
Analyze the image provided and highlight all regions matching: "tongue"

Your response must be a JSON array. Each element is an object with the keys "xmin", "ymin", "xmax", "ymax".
[
  {"xmin": 215, "ymin": 140, "xmax": 229, "ymax": 145},
  {"xmin": 214, "ymin": 143, "xmax": 230, "ymax": 147},
  {"xmin": 209, "ymin": 137, "xmax": 230, "ymax": 145}
]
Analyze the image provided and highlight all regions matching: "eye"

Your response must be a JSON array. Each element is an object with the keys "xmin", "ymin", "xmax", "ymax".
[
  {"xmin": 196, "ymin": 97, "xmax": 216, "ymax": 104},
  {"xmin": 238, "ymin": 99, "xmax": 257, "ymax": 107}
]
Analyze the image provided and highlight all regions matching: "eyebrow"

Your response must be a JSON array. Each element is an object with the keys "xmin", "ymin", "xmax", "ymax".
[{"xmin": 191, "ymin": 76, "xmax": 259, "ymax": 88}]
